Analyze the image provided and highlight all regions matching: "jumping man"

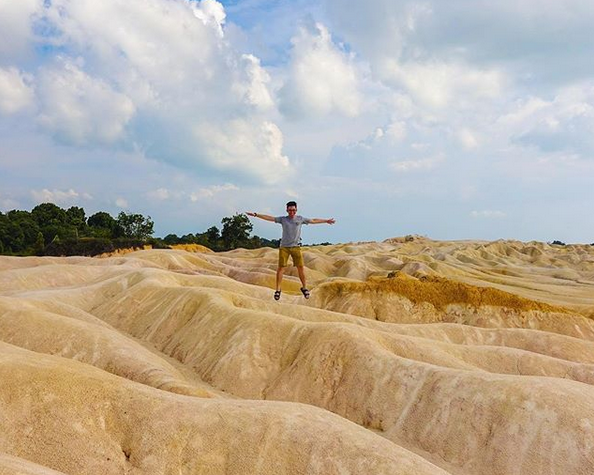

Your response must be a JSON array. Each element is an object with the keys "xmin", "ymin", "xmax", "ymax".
[{"xmin": 246, "ymin": 201, "xmax": 335, "ymax": 300}]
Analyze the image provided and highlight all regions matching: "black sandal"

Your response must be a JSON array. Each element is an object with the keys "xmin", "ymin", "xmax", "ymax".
[
  {"xmin": 300, "ymin": 287, "xmax": 310, "ymax": 299},
  {"xmin": 274, "ymin": 290, "xmax": 281, "ymax": 301}
]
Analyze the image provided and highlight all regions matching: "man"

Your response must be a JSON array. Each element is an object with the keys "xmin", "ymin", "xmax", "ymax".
[{"xmin": 246, "ymin": 201, "xmax": 335, "ymax": 300}]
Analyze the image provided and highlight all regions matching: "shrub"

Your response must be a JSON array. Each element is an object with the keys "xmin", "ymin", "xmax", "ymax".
[{"xmin": 43, "ymin": 238, "xmax": 153, "ymax": 257}]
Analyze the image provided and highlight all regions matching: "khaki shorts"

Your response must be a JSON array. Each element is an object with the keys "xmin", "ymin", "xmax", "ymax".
[{"xmin": 278, "ymin": 246, "xmax": 304, "ymax": 267}]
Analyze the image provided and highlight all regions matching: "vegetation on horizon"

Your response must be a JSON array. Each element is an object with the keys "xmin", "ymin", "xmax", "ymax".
[{"xmin": 0, "ymin": 203, "xmax": 280, "ymax": 257}]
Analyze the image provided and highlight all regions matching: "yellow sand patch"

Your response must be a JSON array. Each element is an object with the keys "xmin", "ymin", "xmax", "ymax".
[
  {"xmin": 318, "ymin": 272, "xmax": 568, "ymax": 313},
  {"xmin": 171, "ymin": 243, "xmax": 213, "ymax": 253}
]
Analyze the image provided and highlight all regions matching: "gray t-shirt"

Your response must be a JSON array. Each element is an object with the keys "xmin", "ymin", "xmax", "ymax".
[{"xmin": 274, "ymin": 215, "xmax": 312, "ymax": 247}]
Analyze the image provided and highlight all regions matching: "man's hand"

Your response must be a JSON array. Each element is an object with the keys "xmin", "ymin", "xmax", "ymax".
[
  {"xmin": 246, "ymin": 212, "xmax": 276, "ymax": 222},
  {"xmin": 310, "ymin": 218, "xmax": 336, "ymax": 224}
]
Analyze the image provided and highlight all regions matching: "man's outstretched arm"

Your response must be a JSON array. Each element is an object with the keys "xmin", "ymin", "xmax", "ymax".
[
  {"xmin": 308, "ymin": 218, "xmax": 336, "ymax": 225},
  {"xmin": 246, "ymin": 212, "xmax": 276, "ymax": 222}
]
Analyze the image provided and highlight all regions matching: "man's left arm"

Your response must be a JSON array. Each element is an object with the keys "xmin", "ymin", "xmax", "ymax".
[{"xmin": 307, "ymin": 218, "xmax": 335, "ymax": 225}]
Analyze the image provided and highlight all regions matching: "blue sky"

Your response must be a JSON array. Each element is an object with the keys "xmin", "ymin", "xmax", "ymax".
[{"xmin": 1, "ymin": 0, "xmax": 593, "ymax": 244}]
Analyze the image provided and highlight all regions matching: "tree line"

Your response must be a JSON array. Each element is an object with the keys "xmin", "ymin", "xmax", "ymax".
[{"xmin": 0, "ymin": 203, "xmax": 279, "ymax": 256}]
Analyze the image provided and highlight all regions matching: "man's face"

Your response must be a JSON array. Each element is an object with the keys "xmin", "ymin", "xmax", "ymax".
[{"xmin": 287, "ymin": 206, "xmax": 297, "ymax": 218}]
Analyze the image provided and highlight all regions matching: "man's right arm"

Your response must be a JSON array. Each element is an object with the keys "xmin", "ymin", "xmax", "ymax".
[{"xmin": 246, "ymin": 212, "xmax": 276, "ymax": 222}]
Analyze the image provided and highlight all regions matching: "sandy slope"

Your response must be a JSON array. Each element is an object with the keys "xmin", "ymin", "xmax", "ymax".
[{"xmin": 1, "ymin": 238, "xmax": 594, "ymax": 475}]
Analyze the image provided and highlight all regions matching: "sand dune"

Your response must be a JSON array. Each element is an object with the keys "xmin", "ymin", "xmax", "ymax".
[{"xmin": 1, "ymin": 238, "xmax": 594, "ymax": 474}]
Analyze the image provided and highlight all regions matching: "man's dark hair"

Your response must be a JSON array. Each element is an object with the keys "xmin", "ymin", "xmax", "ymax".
[{"xmin": 286, "ymin": 201, "xmax": 297, "ymax": 208}]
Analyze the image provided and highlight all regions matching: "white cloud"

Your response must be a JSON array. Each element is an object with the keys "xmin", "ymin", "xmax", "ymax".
[
  {"xmin": 37, "ymin": 59, "xmax": 135, "ymax": 145},
  {"xmin": 0, "ymin": 196, "xmax": 19, "ymax": 211},
  {"xmin": 325, "ymin": 0, "xmax": 594, "ymax": 88},
  {"xmin": 147, "ymin": 188, "xmax": 171, "ymax": 201},
  {"xmin": 390, "ymin": 155, "xmax": 442, "ymax": 172},
  {"xmin": 0, "ymin": 0, "xmax": 41, "ymax": 62},
  {"xmin": 190, "ymin": 183, "xmax": 238, "ymax": 201},
  {"xmin": 457, "ymin": 128, "xmax": 479, "ymax": 150},
  {"xmin": 3, "ymin": 0, "xmax": 290, "ymax": 183},
  {"xmin": 147, "ymin": 183, "xmax": 239, "ymax": 202},
  {"xmin": 0, "ymin": 67, "xmax": 35, "ymax": 114},
  {"xmin": 386, "ymin": 121, "xmax": 407, "ymax": 141},
  {"xmin": 193, "ymin": 119, "xmax": 290, "ymax": 183},
  {"xmin": 325, "ymin": 0, "xmax": 508, "ymax": 109},
  {"xmin": 379, "ymin": 59, "xmax": 504, "ymax": 109},
  {"xmin": 470, "ymin": 210, "xmax": 506, "ymax": 219},
  {"xmin": 115, "ymin": 198, "xmax": 129, "ymax": 209},
  {"xmin": 232, "ymin": 54, "xmax": 274, "ymax": 110},
  {"xmin": 499, "ymin": 83, "xmax": 594, "ymax": 155},
  {"xmin": 191, "ymin": 0, "xmax": 226, "ymax": 36},
  {"xmin": 279, "ymin": 22, "xmax": 361, "ymax": 118},
  {"xmin": 30, "ymin": 188, "xmax": 93, "ymax": 205}
]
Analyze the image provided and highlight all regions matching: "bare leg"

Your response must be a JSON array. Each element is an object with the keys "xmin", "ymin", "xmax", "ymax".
[
  {"xmin": 297, "ymin": 265, "xmax": 307, "ymax": 289},
  {"xmin": 276, "ymin": 267, "xmax": 285, "ymax": 291}
]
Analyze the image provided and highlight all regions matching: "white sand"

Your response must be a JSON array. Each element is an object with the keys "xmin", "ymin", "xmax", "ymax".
[{"xmin": 1, "ymin": 238, "xmax": 594, "ymax": 474}]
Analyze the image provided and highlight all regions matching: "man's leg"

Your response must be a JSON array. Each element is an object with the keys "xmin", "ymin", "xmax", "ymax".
[
  {"xmin": 296, "ymin": 265, "xmax": 307, "ymax": 289},
  {"xmin": 276, "ymin": 266, "xmax": 285, "ymax": 291},
  {"xmin": 277, "ymin": 248, "xmax": 290, "ymax": 292}
]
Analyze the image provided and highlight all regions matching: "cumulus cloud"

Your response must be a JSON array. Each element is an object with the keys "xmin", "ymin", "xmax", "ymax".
[
  {"xmin": 193, "ymin": 120, "xmax": 289, "ymax": 183},
  {"xmin": 37, "ymin": 59, "xmax": 135, "ymax": 145},
  {"xmin": 380, "ymin": 60, "xmax": 504, "ymax": 109},
  {"xmin": 190, "ymin": 183, "xmax": 239, "ymax": 201},
  {"xmin": 30, "ymin": 188, "xmax": 93, "ymax": 205},
  {"xmin": 326, "ymin": 116, "xmax": 454, "ymax": 180},
  {"xmin": 325, "ymin": 0, "xmax": 594, "ymax": 87},
  {"xmin": 0, "ymin": 67, "xmax": 35, "ymax": 114},
  {"xmin": 324, "ymin": 0, "xmax": 508, "ymax": 110},
  {"xmin": 279, "ymin": 22, "xmax": 361, "ymax": 118},
  {"xmin": 1, "ymin": 0, "xmax": 288, "ymax": 183},
  {"xmin": 0, "ymin": 0, "xmax": 41, "ymax": 62},
  {"xmin": 146, "ymin": 184, "xmax": 238, "ymax": 202},
  {"xmin": 192, "ymin": 0, "xmax": 226, "ymax": 36},
  {"xmin": 501, "ymin": 83, "xmax": 594, "ymax": 155},
  {"xmin": 232, "ymin": 54, "xmax": 274, "ymax": 110}
]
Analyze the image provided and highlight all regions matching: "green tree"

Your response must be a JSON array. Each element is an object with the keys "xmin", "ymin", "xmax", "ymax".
[
  {"xmin": 29, "ymin": 204, "xmax": 72, "ymax": 245},
  {"xmin": 6, "ymin": 221, "xmax": 25, "ymax": 253},
  {"xmin": 88, "ymin": 211, "xmax": 116, "ymax": 229},
  {"xmin": 163, "ymin": 233, "xmax": 180, "ymax": 245},
  {"xmin": 66, "ymin": 206, "xmax": 88, "ymax": 238},
  {"xmin": 31, "ymin": 203, "xmax": 67, "ymax": 227},
  {"xmin": 6, "ymin": 210, "xmax": 40, "ymax": 253},
  {"xmin": 66, "ymin": 206, "xmax": 85, "ymax": 225},
  {"xmin": 116, "ymin": 212, "xmax": 154, "ymax": 240},
  {"xmin": 88, "ymin": 211, "xmax": 117, "ymax": 238},
  {"xmin": 181, "ymin": 233, "xmax": 197, "ymax": 244},
  {"xmin": 34, "ymin": 232, "xmax": 45, "ymax": 255},
  {"xmin": 201, "ymin": 226, "xmax": 220, "ymax": 249},
  {"xmin": 0, "ymin": 212, "xmax": 8, "ymax": 254},
  {"xmin": 206, "ymin": 226, "xmax": 220, "ymax": 243},
  {"xmin": 221, "ymin": 213, "xmax": 253, "ymax": 250}
]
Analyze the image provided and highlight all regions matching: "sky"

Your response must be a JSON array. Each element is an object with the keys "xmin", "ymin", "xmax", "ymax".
[{"xmin": 1, "ymin": 0, "xmax": 593, "ymax": 244}]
